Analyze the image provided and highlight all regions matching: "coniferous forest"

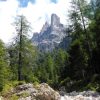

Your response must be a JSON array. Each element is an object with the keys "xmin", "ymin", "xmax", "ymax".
[{"xmin": 0, "ymin": 0, "xmax": 100, "ymax": 96}]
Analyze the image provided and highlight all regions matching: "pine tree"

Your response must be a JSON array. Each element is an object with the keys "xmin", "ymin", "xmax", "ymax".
[
  {"xmin": 67, "ymin": 0, "xmax": 90, "ymax": 80},
  {"xmin": 89, "ymin": 0, "xmax": 100, "ymax": 74},
  {"xmin": 8, "ymin": 15, "xmax": 37, "ymax": 81},
  {"xmin": 0, "ymin": 40, "xmax": 10, "ymax": 91}
]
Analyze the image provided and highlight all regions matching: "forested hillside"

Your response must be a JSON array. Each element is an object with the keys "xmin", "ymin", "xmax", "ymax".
[{"xmin": 0, "ymin": 0, "xmax": 100, "ymax": 97}]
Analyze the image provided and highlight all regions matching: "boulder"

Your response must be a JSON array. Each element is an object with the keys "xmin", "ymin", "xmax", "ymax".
[
  {"xmin": 61, "ymin": 91, "xmax": 100, "ymax": 100},
  {"xmin": 5, "ymin": 83, "xmax": 60, "ymax": 100}
]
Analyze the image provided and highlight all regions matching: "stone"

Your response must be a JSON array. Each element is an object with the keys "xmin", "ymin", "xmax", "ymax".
[
  {"xmin": 3, "ymin": 83, "xmax": 60, "ymax": 100},
  {"xmin": 0, "ymin": 96, "xmax": 3, "ymax": 100},
  {"xmin": 61, "ymin": 91, "xmax": 100, "ymax": 100}
]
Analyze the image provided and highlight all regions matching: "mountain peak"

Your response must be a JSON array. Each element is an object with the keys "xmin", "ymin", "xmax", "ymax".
[
  {"xmin": 51, "ymin": 13, "xmax": 60, "ymax": 26},
  {"xmin": 40, "ymin": 21, "xmax": 49, "ymax": 34},
  {"xmin": 31, "ymin": 14, "xmax": 68, "ymax": 51}
]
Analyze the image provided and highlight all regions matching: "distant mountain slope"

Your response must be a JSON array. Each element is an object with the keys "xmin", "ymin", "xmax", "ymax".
[{"xmin": 31, "ymin": 13, "xmax": 70, "ymax": 51}]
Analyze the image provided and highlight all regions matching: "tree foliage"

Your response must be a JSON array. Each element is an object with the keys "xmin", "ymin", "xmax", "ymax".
[
  {"xmin": 8, "ymin": 15, "xmax": 37, "ymax": 82},
  {"xmin": 0, "ymin": 40, "xmax": 10, "ymax": 91}
]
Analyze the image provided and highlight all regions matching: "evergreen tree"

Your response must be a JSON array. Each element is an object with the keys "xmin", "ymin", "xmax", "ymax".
[
  {"xmin": 0, "ymin": 40, "xmax": 10, "ymax": 91},
  {"xmin": 8, "ymin": 15, "xmax": 37, "ymax": 82},
  {"xmin": 89, "ymin": 0, "xmax": 100, "ymax": 74}
]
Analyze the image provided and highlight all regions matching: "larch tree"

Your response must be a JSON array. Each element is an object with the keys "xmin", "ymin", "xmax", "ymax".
[{"xmin": 8, "ymin": 15, "xmax": 37, "ymax": 81}]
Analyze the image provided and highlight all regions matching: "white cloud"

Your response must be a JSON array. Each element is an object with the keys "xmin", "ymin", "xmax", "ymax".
[
  {"xmin": 0, "ymin": 0, "xmax": 18, "ymax": 43},
  {"xmin": 0, "ymin": 0, "xmax": 72, "ymax": 43},
  {"xmin": 19, "ymin": 0, "xmax": 71, "ymax": 32}
]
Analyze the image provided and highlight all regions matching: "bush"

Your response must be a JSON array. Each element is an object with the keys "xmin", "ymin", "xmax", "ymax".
[
  {"xmin": 24, "ymin": 75, "xmax": 39, "ymax": 83},
  {"xmin": 10, "ymin": 94, "xmax": 19, "ymax": 100},
  {"xmin": 33, "ymin": 81, "xmax": 39, "ymax": 86},
  {"xmin": 60, "ymin": 77, "xmax": 71, "ymax": 86},
  {"xmin": 86, "ymin": 83, "xmax": 99, "ymax": 91},
  {"xmin": 19, "ymin": 92, "xmax": 30, "ymax": 98},
  {"xmin": 1, "ymin": 82, "xmax": 13, "ymax": 96},
  {"xmin": 1, "ymin": 81, "xmax": 26, "ymax": 96}
]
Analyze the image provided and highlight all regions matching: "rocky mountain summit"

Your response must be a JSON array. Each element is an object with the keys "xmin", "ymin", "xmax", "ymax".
[{"xmin": 31, "ymin": 14, "xmax": 67, "ymax": 51}]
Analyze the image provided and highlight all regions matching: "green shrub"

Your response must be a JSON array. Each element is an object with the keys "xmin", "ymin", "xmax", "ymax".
[
  {"xmin": 86, "ymin": 83, "xmax": 99, "ymax": 91},
  {"xmin": 1, "ymin": 82, "xmax": 13, "ymax": 96},
  {"xmin": 25, "ymin": 75, "xmax": 39, "ymax": 83},
  {"xmin": 31, "ymin": 76, "xmax": 40, "ymax": 83},
  {"xmin": 47, "ymin": 80, "xmax": 53, "ymax": 85},
  {"xmin": 33, "ymin": 81, "xmax": 39, "ymax": 86},
  {"xmin": 10, "ymin": 94, "xmax": 19, "ymax": 100},
  {"xmin": 20, "ymin": 92, "xmax": 30, "ymax": 98},
  {"xmin": 1, "ymin": 81, "xmax": 26, "ymax": 96},
  {"xmin": 60, "ymin": 77, "xmax": 71, "ymax": 86}
]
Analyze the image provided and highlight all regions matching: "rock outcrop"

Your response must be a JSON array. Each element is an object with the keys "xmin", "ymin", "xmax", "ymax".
[
  {"xmin": 61, "ymin": 95, "xmax": 100, "ymax": 100},
  {"xmin": 1, "ymin": 83, "xmax": 100, "ymax": 100},
  {"xmin": 61, "ymin": 91, "xmax": 100, "ymax": 100},
  {"xmin": 2, "ymin": 83, "xmax": 60, "ymax": 100}
]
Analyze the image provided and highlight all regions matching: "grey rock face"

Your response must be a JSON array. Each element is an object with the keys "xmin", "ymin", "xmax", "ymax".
[
  {"xmin": 63, "ymin": 91, "xmax": 100, "ymax": 97},
  {"xmin": 31, "ymin": 13, "xmax": 67, "ymax": 51},
  {"xmin": 15, "ymin": 83, "xmax": 60, "ymax": 100},
  {"xmin": 61, "ymin": 91, "xmax": 100, "ymax": 100},
  {"xmin": 51, "ymin": 14, "xmax": 60, "ymax": 27}
]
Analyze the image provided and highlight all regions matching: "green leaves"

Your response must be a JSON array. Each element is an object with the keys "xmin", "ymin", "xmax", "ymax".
[
  {"xmin": 0, "ymin": 40, "xmax": 10, "ymax": 91},
  {"xmin": 8, "ymin": 15, "xmax": 37, "ymax": 82}
]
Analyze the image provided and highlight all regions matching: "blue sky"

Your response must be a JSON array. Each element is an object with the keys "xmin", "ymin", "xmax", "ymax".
[
  {"xmin": 18, "ymin": 0, "xmax": 57, "ymax": 7},
  {"xmin": 18, "ymin": 0, "xmax": 35, "ymax": 7},
  {"xmin": 0, "ymin": 0, "xmax": 90, "ymax": 43}
]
